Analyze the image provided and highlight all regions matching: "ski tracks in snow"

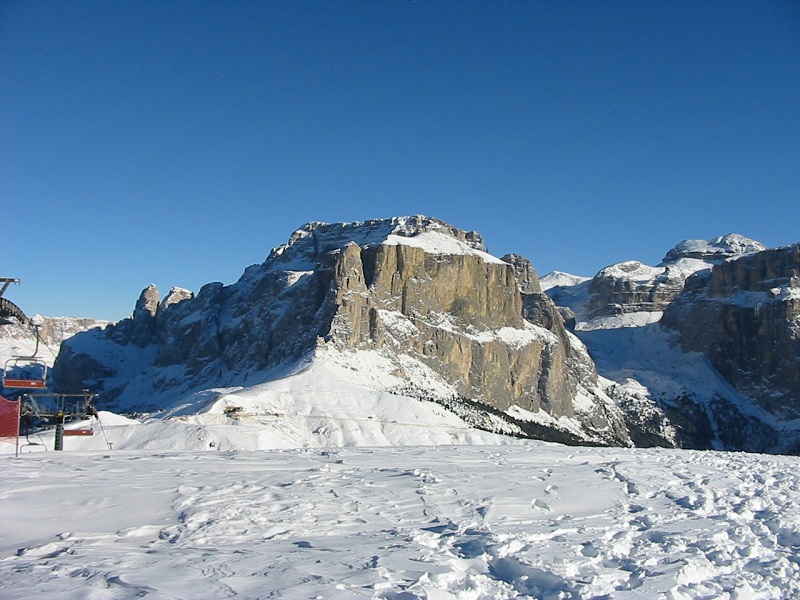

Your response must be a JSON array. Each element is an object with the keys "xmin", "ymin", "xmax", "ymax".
[{"xmin": 1, "ymin": 445, "xmax": 799, "ymax": 599}]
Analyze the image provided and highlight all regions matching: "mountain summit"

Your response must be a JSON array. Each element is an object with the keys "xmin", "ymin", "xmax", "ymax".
[
  {"xmin": 53, "ymin": 216, "xmax": 630, "ymax": 446},
  {"xmin": 50, "ymin": 219, "xmax": 799, "ymax": 453}
]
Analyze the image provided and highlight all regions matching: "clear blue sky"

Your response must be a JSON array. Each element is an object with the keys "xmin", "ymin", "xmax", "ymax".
[{"xmin": 1, "ymin": 1, "xmax": 798, "ymax": 321}]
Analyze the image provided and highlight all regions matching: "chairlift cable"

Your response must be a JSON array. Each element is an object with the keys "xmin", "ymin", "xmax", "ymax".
[{"xmin": 35, "ymin": 328, "xmax": 59, "ymax": 362}]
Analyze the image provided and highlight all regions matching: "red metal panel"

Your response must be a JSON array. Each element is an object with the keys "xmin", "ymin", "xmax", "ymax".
[
  {"xmin": 2, "ymin": 379, "xmax": 45, "ymax": 389},
  {"xmin": 63, "ymin": 429, "xmax": 94, "ymax": 436}
]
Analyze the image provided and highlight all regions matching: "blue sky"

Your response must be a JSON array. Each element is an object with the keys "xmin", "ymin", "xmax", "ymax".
[{"xmin": 1, "ymin": 1, "xmax": 798, "ymax": 321}]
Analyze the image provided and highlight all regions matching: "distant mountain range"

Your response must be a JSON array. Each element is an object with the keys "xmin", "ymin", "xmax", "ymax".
[
  {"xmin": 4, "ymin": 217, "xmax": 798, "ymax": 454},
  {"xmin": 0, "ymin": 315, "xmax": 107, "ymax": 369},
  {"xmin": 547, "ymin": 233, "xmax": 799, "ymax": 453}
]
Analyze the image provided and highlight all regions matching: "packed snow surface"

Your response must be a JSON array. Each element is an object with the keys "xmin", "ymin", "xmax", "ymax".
[{"xmin": 2, "ymin": 444, "xmax": 799, "ymax": 599}]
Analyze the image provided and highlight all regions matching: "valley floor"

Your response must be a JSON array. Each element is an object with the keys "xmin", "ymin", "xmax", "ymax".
[{"xmin": 1, "ymin": 443, "xmax": 799, "ymax": 599}]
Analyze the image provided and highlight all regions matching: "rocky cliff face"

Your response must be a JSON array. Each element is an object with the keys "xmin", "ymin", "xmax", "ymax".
[
  {"xmin": 583, "ymin": 234, "xmax": 766, "ymax": 322},
  {"xmin": 585, "ymin": 260, "xmax": 687, "ymax": 318},
  {"xmin": 662, "ymin": 243, "xmax": 800, "ymax": 422},
  {"xmin": 544, "ymin": 234, "xmax": 800, "ymax": 455},
  {"xmin": 53, "ymin": 216, "xmax": 630, "ymax": 445}
]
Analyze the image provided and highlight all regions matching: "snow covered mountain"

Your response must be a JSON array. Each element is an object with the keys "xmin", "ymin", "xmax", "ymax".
[
  {"xmin": 53, "ymin": 217, "xmax": 630, "ymax": 447},
  {"xmin": 5, "ymin": 227, "xmax": 799, "ymax": 600},
  {"xmin": 662, "ymin": 242, "xmax": 800, "ymax": 422},
  {"xmin": 40, "ymin": 220, "xmax": 800, "ymax": 454},
  {"xmin": 545, "ymin": 233, "xmax": 767, "ymax": 332},
  {"xmin": 544, "ymin": 234, "xmax": 800, "ymax": 454}
]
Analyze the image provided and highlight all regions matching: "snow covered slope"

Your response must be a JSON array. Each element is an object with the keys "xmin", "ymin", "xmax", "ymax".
[
  {"xmin": 539, "ymin": 271, "xmax": 590, "ymax": 291},
  {"xmin": 2, "ymin": 444, "xmax": 799, "ymax": 599},
  {"xmin": 21, "ymin": 341, "xmax": 622, "ymax": 453},
  {"xmin": 546, "ymin": 234, "xmax": 800, "ymax": 454},
  {"xmin": 13, "ymin": 358, "xmax": 518, "ymax": 452},
  {"xmin": 0, "ymin": 315, "xmax": 107, "ymax": 370}
]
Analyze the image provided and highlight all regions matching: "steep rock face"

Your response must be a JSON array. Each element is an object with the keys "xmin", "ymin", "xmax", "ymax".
[
  {"xmin": 330, "ymin": 240, "xmax": 568, "ymax": 415},
  {"xmin": 586, "ymin": 261, "xmax": 687, "ymax": 318},
  {"xmin": 501, "ymin": 253, "xmax": 541, "ymax": 294},
  {"xmin": 662, "ymin": 243, "xmax": 800, "ymax": 419},
  {"xmin": 53, "ymin": 216, "xmax": 629, "ymax": 444},
  {"xmin": 582, "ymin": 234, "xmax": 765, "ymax": 321},
  {"xmin": 543, "ymin": 233, "xmax": 800, "ymax": 454}
]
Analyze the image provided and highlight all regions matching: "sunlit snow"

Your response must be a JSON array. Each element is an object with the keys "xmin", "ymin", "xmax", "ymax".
[
  {"xmin": 2, "ymin": 443, "xmax": 799, "ymax": 599},
  {"xmin": 383, "ymin": 231, "xmax": 507, "ymax": 265}
]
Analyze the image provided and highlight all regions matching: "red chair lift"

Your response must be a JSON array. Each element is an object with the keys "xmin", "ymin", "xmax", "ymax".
[{"xmin": 3, "ymin": 357, "xmax": 48, "ymax": 389}]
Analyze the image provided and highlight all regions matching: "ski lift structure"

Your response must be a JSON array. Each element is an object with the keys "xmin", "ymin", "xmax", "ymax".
[
  {"xmin": 1, "ymin": 278, "xmax": 48, "ymax": 390},
  {"xmin": 1, "ymin": 278, "xmax": 104, "ymax": 450},
  {"xmin": 3, "ymin": 336, "xmax": 48, "ymax": 390},
  {"xmin": 21, "ymin": 390, "xmax": 99, "ymax": 450}
]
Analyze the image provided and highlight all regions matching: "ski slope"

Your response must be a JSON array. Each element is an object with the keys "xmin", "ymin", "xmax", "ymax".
[{"xmin": 1, "ymin": 444, "xmax": 798, "ymax": 599}]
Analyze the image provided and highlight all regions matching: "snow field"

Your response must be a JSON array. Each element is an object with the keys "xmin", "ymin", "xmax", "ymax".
[
  {"xmin": 1, "ymin": 444, "xmax": 799, "ymax": 599},
  {"xmin": 383, "ymin": 232, "xmax": 507, "ymax": 265}
]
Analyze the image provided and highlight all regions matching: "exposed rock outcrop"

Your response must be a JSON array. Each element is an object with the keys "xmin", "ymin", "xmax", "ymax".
[
  {"xmin": 547, "ymin": 233, "xmax": 765, "ymax": 328},
  {"xmin": 46, "ymin": 224, "xmax": 799, "ymax": 454},
  {"xmin": 501, "ymin": 253, "xmax": 541, "ymax": 294},
  {"xmin": 586, "ymin": 260, "xmax": 687, "ymax": 318},
  {"xmin": 662, "ymin": 243, "xmax": 800, "ymax": 420},
  {"xmin": 543, "ymin": 233, "xmax": 800, "ymax": 455}
]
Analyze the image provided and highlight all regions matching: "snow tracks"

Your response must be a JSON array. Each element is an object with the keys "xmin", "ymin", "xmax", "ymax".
[{"xmin": 1, "ymin": 445, "xmax": 799, "ymax": 598}]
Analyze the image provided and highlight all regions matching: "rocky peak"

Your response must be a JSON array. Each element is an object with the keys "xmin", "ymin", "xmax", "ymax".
[
  {"xmin": 159, "ymin": 287, "xmax": 194, "ymax": 311},
  {"xmin": 501, "ymin": 253, "xmax": 541, "ymax": 294},
  {"xmin": 388, "ymin": 215, "xmax": 486, "ymax": 250},
  {"xmin": 53, "ymin": 216, "xmax": 630, "ymax": 446},
  {"xmin": 660, "ymin": 234, "xmax": 766, "ymax": 266},
  {"xmin": 134, "ymin": 285, "xmax": 160, "ymax": 319},
  {"xmin": 577, "ymin": 236, "xmax": 768, "ymax": 323},
  {"xmin": 267, "ymin": 216, "xmax": 488, "ymax": 271},
  {"xmin": 585, "ymin": 260, "xmax": 684, "ymax": 320},
  {"xmin": 539, "ymin": 272, "xmax": 591, "ymax": 292},
  {"xmin": 662, "ymin": 242, "xmax": 800, "ymax": 425}
]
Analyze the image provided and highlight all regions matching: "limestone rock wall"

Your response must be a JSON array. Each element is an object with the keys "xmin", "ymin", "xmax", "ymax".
[
  {"xmin": 325, "ymin": 241, "xmax": 571, "ymax": 415},
  {"xmin": 587, "ymin": 262, "xmax": 688, "ymax": 318},
  {"xmin": 662, "ymin": 243, "xmax": 800, "ymax": 419},
  {"xmin": 582, "ymin": 235, "xmax": 765, "ymax": 321}
]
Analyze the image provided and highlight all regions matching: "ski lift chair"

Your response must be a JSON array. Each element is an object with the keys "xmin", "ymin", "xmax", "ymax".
[{"xmin": 2, "ymin": 357, "xmax": 47, "ymax": 389}]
